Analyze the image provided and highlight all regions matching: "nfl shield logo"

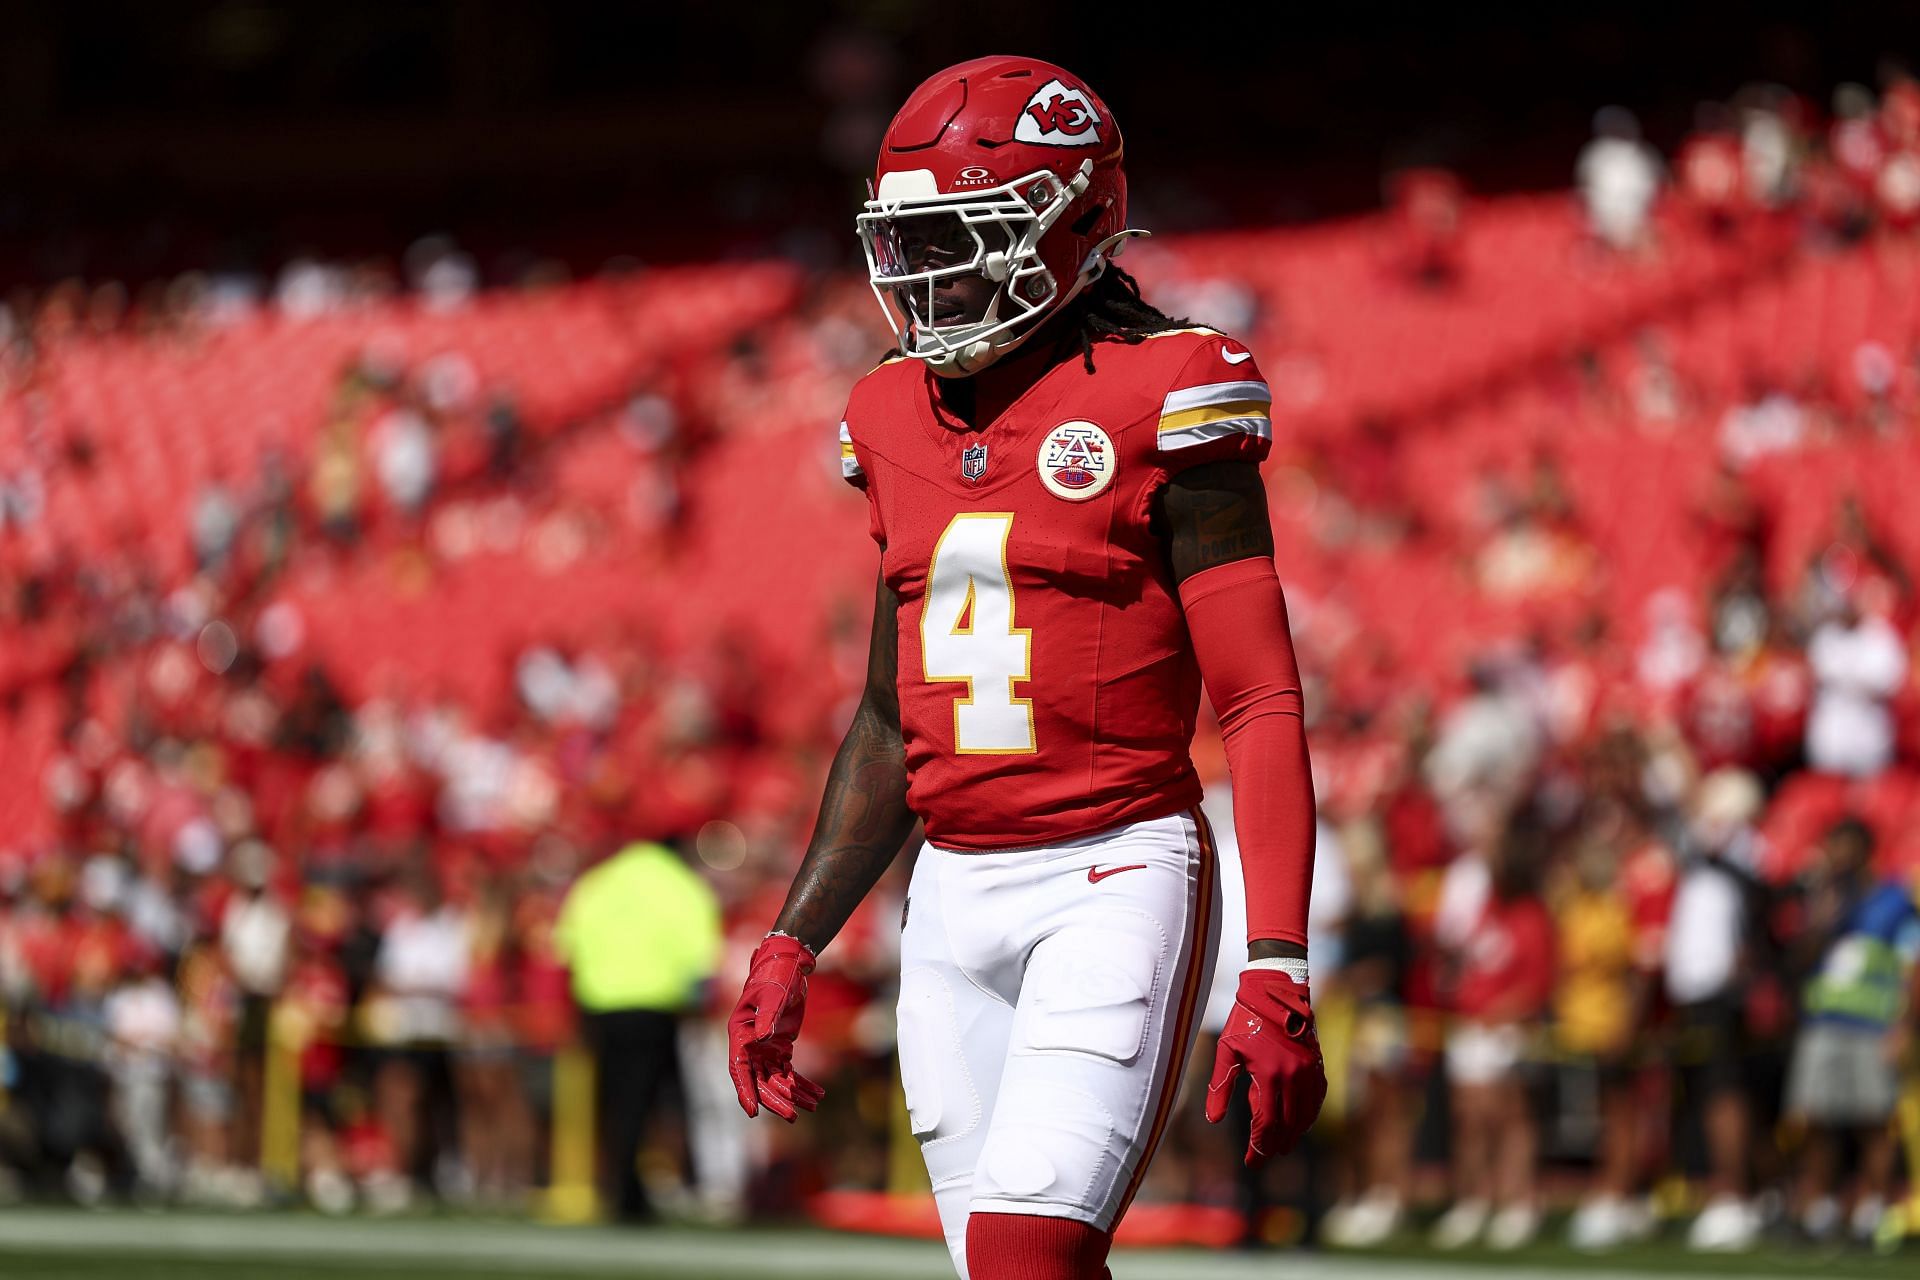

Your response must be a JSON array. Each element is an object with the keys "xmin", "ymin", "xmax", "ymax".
[{"xmin": 961, "ymin": 442, "xmax": 989, "ymax": 482}]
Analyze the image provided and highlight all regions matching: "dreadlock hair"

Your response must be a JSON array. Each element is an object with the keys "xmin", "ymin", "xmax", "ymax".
[
  {"xmin": 1064, "ymin": 264, "xmax": 1192, "ymax": 374},
  {"xmin": 878, "ymin": 265, "xmax": 1192, "ymax": 375}
]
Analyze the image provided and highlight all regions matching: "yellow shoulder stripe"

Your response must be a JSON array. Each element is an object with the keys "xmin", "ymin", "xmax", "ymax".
[{"xmin": 1158, "ymin": 400, "xmax": 1272, "ymax": 432}]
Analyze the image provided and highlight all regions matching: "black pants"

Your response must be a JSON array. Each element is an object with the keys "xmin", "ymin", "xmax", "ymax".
[{"xmin": 582, "ymin": 1008, "xmax": 679, "ymax": 1222}]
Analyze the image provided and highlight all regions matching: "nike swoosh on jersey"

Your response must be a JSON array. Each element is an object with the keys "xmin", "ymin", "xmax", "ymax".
[
  {"xmin": 1221, "ymin": 347, "xmax": 1253, "ymax": 364},
  {"xmin": 1086, "ymin": 863, "xmax": 1148, "ymax": 884}
]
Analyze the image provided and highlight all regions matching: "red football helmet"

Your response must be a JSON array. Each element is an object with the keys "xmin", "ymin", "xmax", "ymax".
[{"xmin": 857, "ymin": 56, "xmax": 1140, "ymax": 377}]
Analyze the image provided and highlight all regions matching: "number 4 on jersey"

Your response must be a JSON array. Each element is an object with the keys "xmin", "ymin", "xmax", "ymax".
[{"xmin": 921, "ymin": 513, "xmax": 1036, "ymax": 754}]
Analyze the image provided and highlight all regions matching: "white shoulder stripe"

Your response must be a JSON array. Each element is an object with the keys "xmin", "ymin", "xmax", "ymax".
[
  {"xmin": 838, "ymin": 420, "xmax": 863, "ymax": 478},
  {"xmin": 1158, "ymin": 417, "xmax": 1273, "ymax": 452},
  {"xmin": 1161, "ymin": 379, "xmax": 1272, "ymax": 416}
]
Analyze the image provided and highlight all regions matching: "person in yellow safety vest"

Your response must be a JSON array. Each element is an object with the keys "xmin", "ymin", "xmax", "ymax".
[
  {"xmin": 1782, "ymin": 818, "xmax": 1920, "ymax": 1244},
  {"xmin": 555, "ymin": 840, "xmax": 721, "ymax": 1223}
]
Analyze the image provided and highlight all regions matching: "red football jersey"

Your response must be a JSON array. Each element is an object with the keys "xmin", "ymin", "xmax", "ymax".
[{"xmin": 840, "ymin": 328, "xmax": 1273, "ymax": 848}]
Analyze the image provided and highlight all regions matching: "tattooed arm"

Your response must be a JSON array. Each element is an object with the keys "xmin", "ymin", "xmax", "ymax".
[
  {"xmin": 1161, "ymin": 460, "xmax": 1276, "ymax": 579},
  {"xmin": 771, "ymin": 572, "xmax": 918, "ymax": 953},
  {"xmin": 1160, "ymin": 460, "xmax": 1311, "ymax": 966}
]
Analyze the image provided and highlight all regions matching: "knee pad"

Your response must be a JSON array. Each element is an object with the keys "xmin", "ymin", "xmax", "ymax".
[{"xmin": 974, "ymin": 1079, "xmax": 1117, "ymax": 1209}]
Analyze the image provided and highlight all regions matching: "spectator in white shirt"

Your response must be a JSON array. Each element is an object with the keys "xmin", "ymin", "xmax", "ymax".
[
  {"xmin": 370, "ymin": 406, "xmax": 438, "ymax": 518},
  {"xmin": 1664, "ymin": 769, "xmax": 1768, "ymax": 1252},
  {"xmin": 1806, "ymin": 598, "xmax": 1908, "ymax": 778},
  {"xmin": 1426, "ymin": 661, "xmax": 1543, "ymax": 848},
  {"xmin": 370, "ymin": 871, "xmax": 471, "ymax": 1202},
  {"xmin": 1578, "ymin": 107, "xmax": 1662, "ymax": 251},
  {"xmin": 104, "ymin": 956, "xmax": 183, "ymax": 1197},
  {"xmin": 221, "ymin": 841, "xmax": 290, "ymax": 1177},
  {"xmin": 1718, "ymin": 382, "xmax": 1806, "ymax": 471}
]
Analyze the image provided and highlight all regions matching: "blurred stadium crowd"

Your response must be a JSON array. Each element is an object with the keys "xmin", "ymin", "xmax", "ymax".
[{"xmin": 1, "ymin": 64, "xmax": 1920, "ymax": 1258}]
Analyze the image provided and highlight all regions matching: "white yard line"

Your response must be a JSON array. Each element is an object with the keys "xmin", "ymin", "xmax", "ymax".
[{"xmin": 0, "ymin": 1210, "xmax": 1803, "ymax": 1280}]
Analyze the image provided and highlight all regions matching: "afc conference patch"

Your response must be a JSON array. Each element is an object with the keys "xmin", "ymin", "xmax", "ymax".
[{"xmin": 1037, "ymin": 421, "xmax": 1115, "ymax": 500}]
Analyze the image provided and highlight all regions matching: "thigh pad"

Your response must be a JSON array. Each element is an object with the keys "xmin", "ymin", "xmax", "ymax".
[{"xmin": 1016, "ymin": 912, "xmax": 1167, "ymax": 1066}]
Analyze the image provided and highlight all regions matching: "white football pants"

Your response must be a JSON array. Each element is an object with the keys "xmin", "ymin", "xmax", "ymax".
[{"xmin": 896, "ymin": 808, "xmax": 1222, "ymax": 1279}]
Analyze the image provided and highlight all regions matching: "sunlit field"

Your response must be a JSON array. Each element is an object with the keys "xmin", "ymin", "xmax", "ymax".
[{"xmin": 0, "ymin": 1210, "xmax": 1912, "ymax": 1280}]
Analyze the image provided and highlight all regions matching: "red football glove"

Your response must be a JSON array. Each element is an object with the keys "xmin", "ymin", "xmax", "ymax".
[
  {"xmin": 1204, "ymin": 968, "xmax": 1327, "ymax": 1166},
  {"xmin": 727, "ymin": 933, "xmax": 827, "ymax": 1122}
]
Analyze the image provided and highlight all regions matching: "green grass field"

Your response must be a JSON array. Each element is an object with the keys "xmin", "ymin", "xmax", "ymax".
[{"xmin": 0, "ymin": 1209, "xmax": 1911, "ymax": 1280}]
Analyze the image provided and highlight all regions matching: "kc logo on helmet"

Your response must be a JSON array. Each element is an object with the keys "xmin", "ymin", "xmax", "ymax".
[
  {"xmin": 1037, "ymin": 421, "xmax": 1115, "ymax": 500},
  {"xmin": 1014, "ymin": 79, "xmax": 1102, "ymax": 147}
]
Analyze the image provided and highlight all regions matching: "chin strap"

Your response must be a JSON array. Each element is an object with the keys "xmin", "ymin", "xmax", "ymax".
[
  {"xmin": 1084, "ymin": 227, "xmax": 1150, "ymax": 270},
  {"xmin": 1051, "ymin": 225, "xmax": 1148, "ymax": 315},
  {"xmin": 928, "ymin": 337, "xmax": 997, "ymax": 378}
]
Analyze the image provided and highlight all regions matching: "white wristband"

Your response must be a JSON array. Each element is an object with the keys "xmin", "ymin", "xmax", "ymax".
[{"xmin": 1247, "ymin": 956, "xmax": 1308, "ymax": 985}]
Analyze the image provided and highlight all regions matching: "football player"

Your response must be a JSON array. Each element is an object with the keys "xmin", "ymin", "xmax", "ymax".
[{"xmin": 728, "ymin": 57, "xmax": 1325, "ymax": 1280}]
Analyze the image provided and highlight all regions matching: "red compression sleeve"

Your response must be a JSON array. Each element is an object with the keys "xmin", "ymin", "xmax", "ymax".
[
  {"xmin": 966, "ymin": 1212, "xmax": 1112, "ymax": 1279},
  {"xmin": 1179, "ymin": 556, "xmax": 1316, "ymax": 947}
]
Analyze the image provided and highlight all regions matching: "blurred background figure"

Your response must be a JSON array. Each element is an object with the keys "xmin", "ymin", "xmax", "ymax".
[
  {"xmin": 221, "ymin": 840, "xmax": 290, "ymax": 1187},
  {"xmin": 1676, "ymin": 102, "xmax": 1747, "ymax": 237},
  {"xmin": 1429, "ymin": 806, "xmax": 1555, "ymax": 1252},
  {"xmin": 1386, "ymin": 168, "xmax": 1467, "ymax": 289},
  {"xmin": 367, "ymin": 869, "xmax": 469, "ymax": 1209},
  {"xmin": 1555, "ymin": 828, "xmax": 1654, "ymax": 1251},
  {"xmin": 555, "ymin": 839, "xmax": 721, "ymax": 1224},
  {"xmin": 1319, "ymin": 820, "xmax": 1414, "ymax": 1249},
  {"xmin": 1664, "ymin": 770, "xmax": 1769, "ymax": 1252},
  {"xmin": 1578, "ymin": 107, "xmax": 1663, "ymax": 252},
  {"xmin": 1805, "ymin": 590, "xmax": 1909, "ymax": 779},
  {"xmin": 1783, "ymin": 818, "xmax": 1920, "ymax": 1244},
  {"xmin": 101, "ymin": 945, "xmax": 181, "ymax": 1201}
]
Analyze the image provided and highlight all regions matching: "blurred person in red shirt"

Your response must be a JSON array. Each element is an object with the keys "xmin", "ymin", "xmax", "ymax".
[
  {"xmin": 504, "ymin": 869, "xmax": 575, "ymax": 1176},
  {"xmin": 14, "ymin": 855, "xmax": 80, "ymax": 1010},
  {"xmin": 457, "ymin": 874, "xmax": 535, "ymax": 1207},
  {"xmin": 510, "ymin": 873, "xmax": 576, "ymax": 1058},
  {"xmin": 1386, "ymin": 168, "xmax": 1465, "ymax": 289},
  {"xmin": 281, "ymin": 892, "xmax": 354, "ymax": 1214},
  {"xmin": 1683, "ymin": 540, "xmax": 1802, "ymax": 782},
  {"xmin": 1677, "ymin": 102, "xmax": 1748, "ymax": 236},
  {"xmin": 1430, "ymin": 806, "xmax": 1555, "ymax": 1253},
  {"xmin": 1827, "ymin": 82, "xmax": 1885, "ymax": 241},
  {"xmin": 1872, "ymin": 76, "xmax": 1920, "ymax": 232}
]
